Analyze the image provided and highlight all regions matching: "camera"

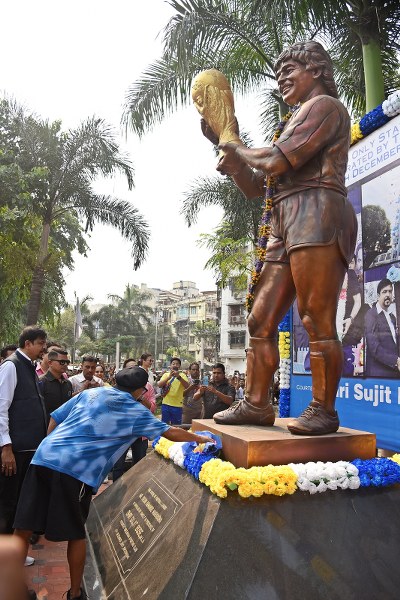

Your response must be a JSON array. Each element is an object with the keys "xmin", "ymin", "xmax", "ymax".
[{"xmin": 193, "ymin": 379, "xmax": 201, "ymax": 385}]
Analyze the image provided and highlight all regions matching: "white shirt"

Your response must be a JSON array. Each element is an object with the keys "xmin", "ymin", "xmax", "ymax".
[
  {"xmin": 0, "ymin": 349, "xmax": 34, "ymax": 446},
  {"xmin": 376, "ymin": 304, "xmax": 397, "ymax": 343},
  {"xmin": 69, "ymin": 372, "xmax": 104, "ymax": 394}
]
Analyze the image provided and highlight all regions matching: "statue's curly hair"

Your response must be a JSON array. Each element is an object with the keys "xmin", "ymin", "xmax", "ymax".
[{"xmin": 274, "ymin": 40, "xmax": 338, "ymax": 99}]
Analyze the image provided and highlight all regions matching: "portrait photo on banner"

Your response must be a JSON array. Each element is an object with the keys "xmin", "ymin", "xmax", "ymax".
[{"xmin": 362, "ymin": 163, "xmax": 400, "ymax": 379}]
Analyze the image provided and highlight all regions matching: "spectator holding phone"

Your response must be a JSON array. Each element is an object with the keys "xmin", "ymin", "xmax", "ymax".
[
  {"xmin": 193, "ymin": 363, "xmax": 236, "ymax": 419},
  {"xmin": 158, "ymin": 357, "xmax": 189, "ymax": 424},
  {"xmin": 69, "ymin": 356, "xmax": 104, "ymax": 396},
  {"xmin": 182, "ymin": 362, "xmax": 202, "ymax": 424}
]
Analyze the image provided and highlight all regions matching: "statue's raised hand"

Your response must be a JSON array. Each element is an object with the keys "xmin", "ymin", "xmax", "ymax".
[{"xmin": 217, "ymin": 142, "xmax": 246, "ymax": 176}]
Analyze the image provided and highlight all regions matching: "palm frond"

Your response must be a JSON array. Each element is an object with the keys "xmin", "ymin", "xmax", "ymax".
[{"xmin": 58, "ymin": 194, "xmax": 149, "ymax": 270}]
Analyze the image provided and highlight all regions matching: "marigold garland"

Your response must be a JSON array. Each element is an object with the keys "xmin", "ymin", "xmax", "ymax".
[{"xmin": 245, "ymin": 110, "xmax": 293, "ymax": 313}]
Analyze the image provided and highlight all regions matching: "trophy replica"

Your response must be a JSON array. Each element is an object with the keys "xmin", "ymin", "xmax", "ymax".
[{"xmin": 191, "ymin": 69, "xmax": 242, "ymax": 155}]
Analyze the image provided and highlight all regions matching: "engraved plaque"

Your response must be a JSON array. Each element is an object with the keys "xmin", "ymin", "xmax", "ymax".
[{"xmin": 106, "ymin": 478, "xmax": 182, "ymax": 575}]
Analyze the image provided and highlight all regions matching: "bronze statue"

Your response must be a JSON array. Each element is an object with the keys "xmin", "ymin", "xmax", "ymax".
[{"xmin": 198, "ymin": 41, "xmax": 357, "ymax": 435}]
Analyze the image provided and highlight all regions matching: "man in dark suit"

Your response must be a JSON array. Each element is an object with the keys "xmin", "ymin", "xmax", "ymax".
[
  {"xmin": 0, "ymin": 326, "xmax": 48, "ymax": 535},
  {"xmin": 365, "ymin": 278, "xmax": 400, "ymax": 377}
]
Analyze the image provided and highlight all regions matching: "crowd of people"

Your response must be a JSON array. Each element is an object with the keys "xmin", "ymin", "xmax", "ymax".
[{"xmin": 0, "ymin": 326, "xmax": 217, "ymax": 600}]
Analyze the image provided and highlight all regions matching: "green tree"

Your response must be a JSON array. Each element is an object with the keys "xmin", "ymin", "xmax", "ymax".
[
  {"xmin": 288, "ymin": 0, "xmax": 400, "ymax": 111},
  {"xmin": 0, "ymin": 97, "xmax": 150, "ymax": 326},
  {"xmin": 192, "ymin": 319, "xmax": 219, "ymax": 362},
  {"xmin": 180, "ymin": 132, "xmax": 263, "ymax": 284},
  {"xmin": 107, "ymin": 284, "xmax": 154, "ymax": 335},
  {"xmin": 90, "ymin": 285, "xmax": 155, "ymax": 358},
  {"xmin": 123, "ymin": 0, "xmax": 304, "ymax": 137},
  {"xmin": 123, "ymin": 1, "xmax": 400, "ymax": 138},
  {"xmin": 197, "ymin": 222, "xmax": 252, "ymax": 288}
]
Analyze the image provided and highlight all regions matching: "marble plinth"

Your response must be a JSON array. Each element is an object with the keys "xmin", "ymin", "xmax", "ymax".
[
  {"xmin": 85, "ymin": 453, "xmax": 400, "ymax": 600},
  {"xmin": 191, "ymin": 419, "xmax": 376, "ymax": 468}
]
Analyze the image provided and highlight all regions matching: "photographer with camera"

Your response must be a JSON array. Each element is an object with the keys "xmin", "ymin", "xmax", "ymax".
[
  {"xmin": 158, "ymin": 357, "xmax": 189, "ymax": 424},
  {"xmin": 193, "ymin": 363, "xmax": 236, "ymax": 419},
  {"xmin": 182, "ymin": 362, "xmax": 202, "ymax": 424}
]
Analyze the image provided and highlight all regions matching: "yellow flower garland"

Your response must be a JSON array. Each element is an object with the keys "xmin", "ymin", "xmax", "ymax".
[
  {"xmin": 278, "ymin": 331, "xmax": 291, "ymax": 359},
  {"xmin": 155, "ymin": 437, "xmax": 174, "ymax": 458},
  {"xmin": 199, "ymin": 458, "xmax": 298, "ymax": 499}
]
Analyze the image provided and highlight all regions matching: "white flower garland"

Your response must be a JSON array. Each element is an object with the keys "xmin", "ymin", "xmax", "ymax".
[
  {"xmin": 382, "ymin": 90, "xmax": 400, "ymax": 118},
  {"xmin": 279, "ymin": 357, "xmax": 291, "ymax": 389},
  {"xmin": 289, "ymin": 460, "xmax": 360, "ymax": 494},
  {"xmin": 168, "ymin": 442, "xmax": 187, "ymax": 468}
]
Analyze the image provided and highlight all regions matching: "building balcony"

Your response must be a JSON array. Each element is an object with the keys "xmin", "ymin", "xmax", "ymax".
[{"xmin": 228, "ymin": 315, "xmax": 246, "ymax": 325}]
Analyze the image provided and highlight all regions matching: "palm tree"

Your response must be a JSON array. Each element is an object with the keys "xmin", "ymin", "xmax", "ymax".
[
  {"xmin": 123, "ymin": 1, "xmax": 309, "ymax": 138},
  {"xmin": 10, "ymin": 108, "xmax": 149, "ymax": 325},
  {"xmin": 123, "ymin": 0, "xmax": 400, "ymax": 138},
  {"xmin": 90, "ymin": 285, "xmax": 155, "ymax": 358},
  {"xmin": 285, "ymin": 0, "xmax": 400, "ymax": 112}
]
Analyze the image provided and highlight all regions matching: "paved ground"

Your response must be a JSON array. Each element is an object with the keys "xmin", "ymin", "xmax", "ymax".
[{"xmin": 25, "ymin": 481, "xmax": 111, "ymax": 600}]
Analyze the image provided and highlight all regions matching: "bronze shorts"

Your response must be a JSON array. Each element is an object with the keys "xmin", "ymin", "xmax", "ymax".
[{"xmin": 265, "ymin": 190, "xmax": 357, "ymax": 267}]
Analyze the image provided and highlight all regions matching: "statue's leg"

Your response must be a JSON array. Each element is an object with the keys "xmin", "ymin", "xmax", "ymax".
[
  {"xmin": 287, "ymin": 244, "xmax": 346, "ymax": 435},
  {"xmin": 214, "ymin": 261, "xmax": 295, "ymax": 425}
]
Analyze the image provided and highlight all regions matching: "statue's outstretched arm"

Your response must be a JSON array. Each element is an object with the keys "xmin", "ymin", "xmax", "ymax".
[{"xmin": 222, "ymin": 143, "xmax": 291, "ymax": 178}]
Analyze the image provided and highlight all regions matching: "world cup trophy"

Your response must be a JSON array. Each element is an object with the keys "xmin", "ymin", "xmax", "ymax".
[{"xmin": 191, "ymin": 69, "xmax": 242, "ymax": 156}]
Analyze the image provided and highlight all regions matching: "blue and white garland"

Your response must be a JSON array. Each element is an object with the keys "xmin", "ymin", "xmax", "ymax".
[{"xmin": 351, "ymin": 90, "xmax": 400, "ymax": 145}]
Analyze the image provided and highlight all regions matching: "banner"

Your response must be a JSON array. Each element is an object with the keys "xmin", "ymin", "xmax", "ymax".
[{"xmin": 291, "ymin": 114, "xmax": 400, "ymax": 450}]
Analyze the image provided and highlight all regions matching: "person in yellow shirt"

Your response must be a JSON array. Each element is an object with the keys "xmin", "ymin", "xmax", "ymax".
[{"xmin": 158, "ymin": 357, "xmax": 189, "ymax": 424}]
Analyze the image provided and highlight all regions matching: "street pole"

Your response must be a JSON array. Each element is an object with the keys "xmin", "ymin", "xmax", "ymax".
[
  {"xmin": 154, "ymin": 307, "xmax": 158, "ymax": 367},
  {"xmin": 200, "ymin": 337, "xmax": 205, "ymax": 379},
  {"xmin": 115, "ymin": 338, "xmax": 120, "ymax": 371},
  {"xmin": 187, "ymin": 301, "xmax": 190, "ymax": 352}
]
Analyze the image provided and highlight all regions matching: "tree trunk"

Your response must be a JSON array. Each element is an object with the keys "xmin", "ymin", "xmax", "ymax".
[
  {"xmin": 26, "ymin": 221, "xmax": 50, "ymax": 325},
  {"xmin": 362, "ymin": 38, "xmax": 385, "ymax": 112}
]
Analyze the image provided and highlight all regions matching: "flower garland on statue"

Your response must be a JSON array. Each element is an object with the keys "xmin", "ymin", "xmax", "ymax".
[
  {"xmin": 152, "ymin": 436, "xmax": 400, "ymax": 500},
  {"xmin": 243, "ymin": 111, "xmax": 294, "ymax": 417},
  {"xmin": 350, "ymin": 90, "xmax": 400, "ymax": 145},
  {"xmin": 245, "ymin": 110, "xmax": 293, "ymax": 314}
]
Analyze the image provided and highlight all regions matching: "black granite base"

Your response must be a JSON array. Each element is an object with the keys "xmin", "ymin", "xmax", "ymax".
[{"xmin": 85, "ymin": 452, "xmax": 400, "ymax": 600}]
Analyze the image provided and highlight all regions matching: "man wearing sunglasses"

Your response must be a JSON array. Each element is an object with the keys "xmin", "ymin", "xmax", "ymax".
[
  {"xmin": 39, "ymin": 350, "xmax": 73, "ymax": 421},
  {"xmin": 13, "ymin": 366, "xmax": 215, "ymax": 600}
]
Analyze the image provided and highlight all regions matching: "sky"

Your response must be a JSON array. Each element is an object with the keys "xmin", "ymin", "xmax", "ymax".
[{"xmin": 2, "ymin": 0, "xmax": 263, "ymax": 305}]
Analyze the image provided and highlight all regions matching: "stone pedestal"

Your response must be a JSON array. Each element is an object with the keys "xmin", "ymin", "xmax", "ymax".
[
  {"xmin": 85, "ymin": 453, "xmax": 400, "ymax": 600},
  {"xmin": 191, "ymin": 419, "xmax": 376, "ymax": 468}
]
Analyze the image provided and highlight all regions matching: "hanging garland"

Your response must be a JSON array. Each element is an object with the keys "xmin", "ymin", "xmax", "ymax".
[
  {"xmin": 245, "ymin": 110, "xmax": 294, "ymax": 313},
  {"xmin": 278, "ymin": 311, "xmax": 291, "ymax": 417}
]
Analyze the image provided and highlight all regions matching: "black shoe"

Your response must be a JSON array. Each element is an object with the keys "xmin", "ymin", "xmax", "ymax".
[
  {"xmin": 26, "ymin": 589, "xmax": 37, "ymax": 600},
  {"xmin": 66, "ymin": 588, "xmax": 88, "ymax": 600},
  {"xmin": 29, "ymin": 532, "xmax": 40, "ymax": 545}
]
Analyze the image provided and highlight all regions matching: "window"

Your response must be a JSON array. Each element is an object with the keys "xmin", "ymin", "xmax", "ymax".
[
  {"xmin": 190, "ymin": 306, "xmax": 197, "ymax": 315},
  {"xmin": 228, "ymin": 304, "xmax": 246, "ymax": 325},
  {"xmin": 229, "ymin": 331, "xmax": 246, "ymax": 348}
]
